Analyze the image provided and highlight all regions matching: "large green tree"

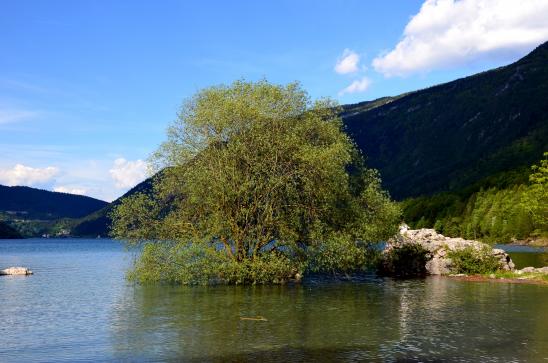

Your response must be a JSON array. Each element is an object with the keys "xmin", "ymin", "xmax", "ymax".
[{"xmin": 112, "ymin": 80, "xmax": 400, "ymax": 284}]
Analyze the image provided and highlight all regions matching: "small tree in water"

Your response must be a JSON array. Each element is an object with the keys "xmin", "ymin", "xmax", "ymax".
[{"xmin": 111, "ymin": 80, "xmax": 400, "ymax": 284}]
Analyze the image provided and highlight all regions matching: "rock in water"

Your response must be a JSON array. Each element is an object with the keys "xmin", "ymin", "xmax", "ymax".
[
  {"xmin": 0, "ymin": 267, "xmax": 33, "ymax": 275},
  {"xmin": 387, "ymin": 227, "xmax": 515, "ymax": 275}
]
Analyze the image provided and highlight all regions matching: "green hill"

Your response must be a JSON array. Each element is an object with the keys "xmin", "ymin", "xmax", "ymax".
[
  {"xmin": 0, "ymin": 176, "xmax": 156, "ymax": 238},
  {"xmin": 342, "ymin": 41, "xmax": 548, "ymax": 199},
  {"xmin": 0, "ymin": 185, "xmax": 108, "ymax": 237},
  {"xmin": 0, "ymin": 185, "xmax": 108, "ymax": 220}
]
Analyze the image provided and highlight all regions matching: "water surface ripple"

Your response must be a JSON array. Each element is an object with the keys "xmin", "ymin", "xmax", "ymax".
[{"xmin": 1, "ymin": 239, "xmax": 547, "ymax": 362}]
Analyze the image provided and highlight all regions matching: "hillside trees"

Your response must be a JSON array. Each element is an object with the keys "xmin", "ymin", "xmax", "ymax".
[
  {"xmin": 402, "ymin": 153, "xmax": 548, "ymax": 243},
  {"xmin": 522, "ymin": 152, "xmax": 548, "ymax": 231},
  {"xmin": 111, "ymin": 80, "xmax": 400, "ymax": 284}
]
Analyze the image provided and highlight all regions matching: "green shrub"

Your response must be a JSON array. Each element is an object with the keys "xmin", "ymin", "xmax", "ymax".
[
  {"xmin": 447, "ymin": 246, "xmax": 501, "ymax": 274},
  {"xmin": 220, "ymin": 253, "xmax": 302, "ymax": 285},
  {"xmin": 378, "ymin": 244, "xmax": 431, "ymax": 278},
  {"xmin": 307, "ymin": 233, "xmax": 379, "ymax": 274},
  {"xmin": 128, "ymin": 241, "xmax": 303, "ymax": 285},
  {"xmin": 127, "ymin": 242, "xmax": 223, "ymax": 284}
]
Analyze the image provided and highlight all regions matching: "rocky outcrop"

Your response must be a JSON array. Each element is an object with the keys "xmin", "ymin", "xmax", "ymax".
[
  {"xmin": 387, "ymin": 226, "xmax": 515, "ymax": 275},
  {"xmin": 0, "ymin": 267, "xmax": 33, "ymax": 275}
]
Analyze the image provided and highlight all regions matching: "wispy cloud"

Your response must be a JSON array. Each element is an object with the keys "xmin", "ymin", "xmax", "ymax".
[
  {"xmin": 0, "ymin": 108, "xmax": 40, "ymax": 124},
  {"xmin": 373, "ymin": 0, "xmax": 548, "ymax": 77},
  {"xmin": 109, "ymin": 158, "xmax": 148, "ymax": 189},
  {"xmin": 339, "ymin": 77, "xmax": 372, "ymax": 96},
  {"xmin": 0, "ymin": 164, "xmax": 58, "ymax": 187},
  {"xmin": 0, "ymin": 79, "xmax": 52, "ymax": 94},
  {"xmin": 334, "ymin": 49, "xmax": 361, "ymax": 74},
  {"xmin": 53, "ymin": 186, "xmax": 88, "ymax": 195}
]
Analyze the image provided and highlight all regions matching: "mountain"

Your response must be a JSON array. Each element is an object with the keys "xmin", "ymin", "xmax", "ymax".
[
  {"xmin": 0, "ymin": 185, "xmax": 108, "ymax": 237},
  {"xmin": 0, "ymin": 185, "xmax": 108, "ymax": 220},
  {"xmin": 71, "ymin": 173, "xmax": 159, "ymax": 237},
  {"xmin": 341, "ymin": 41, "xmax": 548, "ymax": 199}
]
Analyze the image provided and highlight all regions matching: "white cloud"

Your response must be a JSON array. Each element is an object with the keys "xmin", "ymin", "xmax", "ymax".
[
  {"xmin": 109, "ymin": 158, "xmax": 148, "ymax": 189},
  {"xmin": 0, "ymin": 164, "xmax": 58, "ymax": 186},
  {"xmin": 372, "ymin": 0, "xmax": 548, "ymax": 76},
  {"xmin": 53, "ymin": 186, "xmax": 88, "ymax": 195},
  {"xmin": 339, "ymin": 77, "xmax": 372, "ymax": 96},
  {"xmin": 335, "ymin": 49, "xmax": 361, "ymax": 74},
  {"xmin": 0, "ymin": 109, "xmax": 39, "ymax": 124}
]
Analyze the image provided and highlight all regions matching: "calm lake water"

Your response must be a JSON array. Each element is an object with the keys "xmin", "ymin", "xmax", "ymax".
[
  {"xmin": 494, "ymin": 244, "xmax": 548, "ymax": 269},
  {"xmin": 1, "ymin": 239, "xmax": 547, "ymax": 362}
]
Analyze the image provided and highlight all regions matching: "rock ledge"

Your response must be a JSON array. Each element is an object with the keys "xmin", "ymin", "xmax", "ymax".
[{"xmin": 388, "ymin": 226, "xmax": 515, "ymax": 275}]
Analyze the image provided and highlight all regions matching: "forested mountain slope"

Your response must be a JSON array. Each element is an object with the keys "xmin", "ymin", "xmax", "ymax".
[{"xmin": 342, "ymin": 41, "xmax": 548, "ymax": 199}]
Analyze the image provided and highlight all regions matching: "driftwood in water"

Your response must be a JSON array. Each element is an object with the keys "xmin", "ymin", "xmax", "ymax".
[{"xmin": 240, "ymin": 316, "xmax": 268, "ymax": 321}]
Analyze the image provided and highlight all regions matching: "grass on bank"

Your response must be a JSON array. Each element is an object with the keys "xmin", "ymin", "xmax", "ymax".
[{"xmin": 481, "ymin": 271, "xmax": 548, "ymax": 283}]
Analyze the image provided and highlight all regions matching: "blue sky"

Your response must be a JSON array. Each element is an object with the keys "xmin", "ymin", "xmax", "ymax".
[{"xmin": 1, "ymin": 0, "xmax": 547, "ymax": 201}]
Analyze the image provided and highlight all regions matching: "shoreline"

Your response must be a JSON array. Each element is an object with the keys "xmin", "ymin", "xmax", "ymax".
[
  {"xmin": 447, "ymin": 274, "xmax": 548, "ymax": 285},
  {"xmin": 506, "ymin": 237, "xmax": 548, "ymax": 248}
]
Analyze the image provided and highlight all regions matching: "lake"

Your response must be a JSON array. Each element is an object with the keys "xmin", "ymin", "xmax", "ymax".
[
  {"xmin": 1, "ymin": 239, "xmax": 547, "ymax": 362},
  {"xmin": 495, "ymin": 244, "xmax": 548, "ymax": 269}
]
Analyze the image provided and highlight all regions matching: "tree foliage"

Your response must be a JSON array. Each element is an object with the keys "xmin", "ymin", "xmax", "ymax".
[
  {"xmin": 447, "ymin": 246, "xmax": 502, "ymax": 274},
  {"xmin": 522, "ymin": 152, "xmax": 548, "ymax": 229},
  {"xmin": 0, "ymin": 220, "xmax": 22, "ymax": 239},
  {"xmin": 111, "ymin": 80, "xmax": 400, "ymax": 284}
]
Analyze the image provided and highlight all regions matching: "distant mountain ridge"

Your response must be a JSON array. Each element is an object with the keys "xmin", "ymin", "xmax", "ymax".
[
  {"xmin": 341, "ymin": 41, "xmax": 548, "ymax": 199},
  {"xmin": 0, "ymin": 185, "xmax": 108, "ymax": 219},
  {"xmin": 0, "ymin": 185, "xmax": 108, "ymax": 238}
]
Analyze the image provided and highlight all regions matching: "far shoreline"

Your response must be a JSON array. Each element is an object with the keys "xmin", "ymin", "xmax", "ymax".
[
  {"xmin": 506, "ymin": 239, "xmax": 548, "ymax": 248},
  {"xmin": 447, "ymin": 274, "xmax": 548, "ymax": 285}
]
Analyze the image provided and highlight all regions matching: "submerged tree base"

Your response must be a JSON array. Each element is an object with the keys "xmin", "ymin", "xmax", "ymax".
[
  {"xmin": 128, "ymin": 242, "xmax": 306, "ymax": 285},
  {"xmin": 127, "ymin": 239, "xmax": 383, "ymax": 285}
]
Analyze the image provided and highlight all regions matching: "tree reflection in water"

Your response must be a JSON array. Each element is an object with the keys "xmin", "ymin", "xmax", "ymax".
[{"xmin": 109, "ymin": 277, "xmax": 548, "ymax": 362}]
